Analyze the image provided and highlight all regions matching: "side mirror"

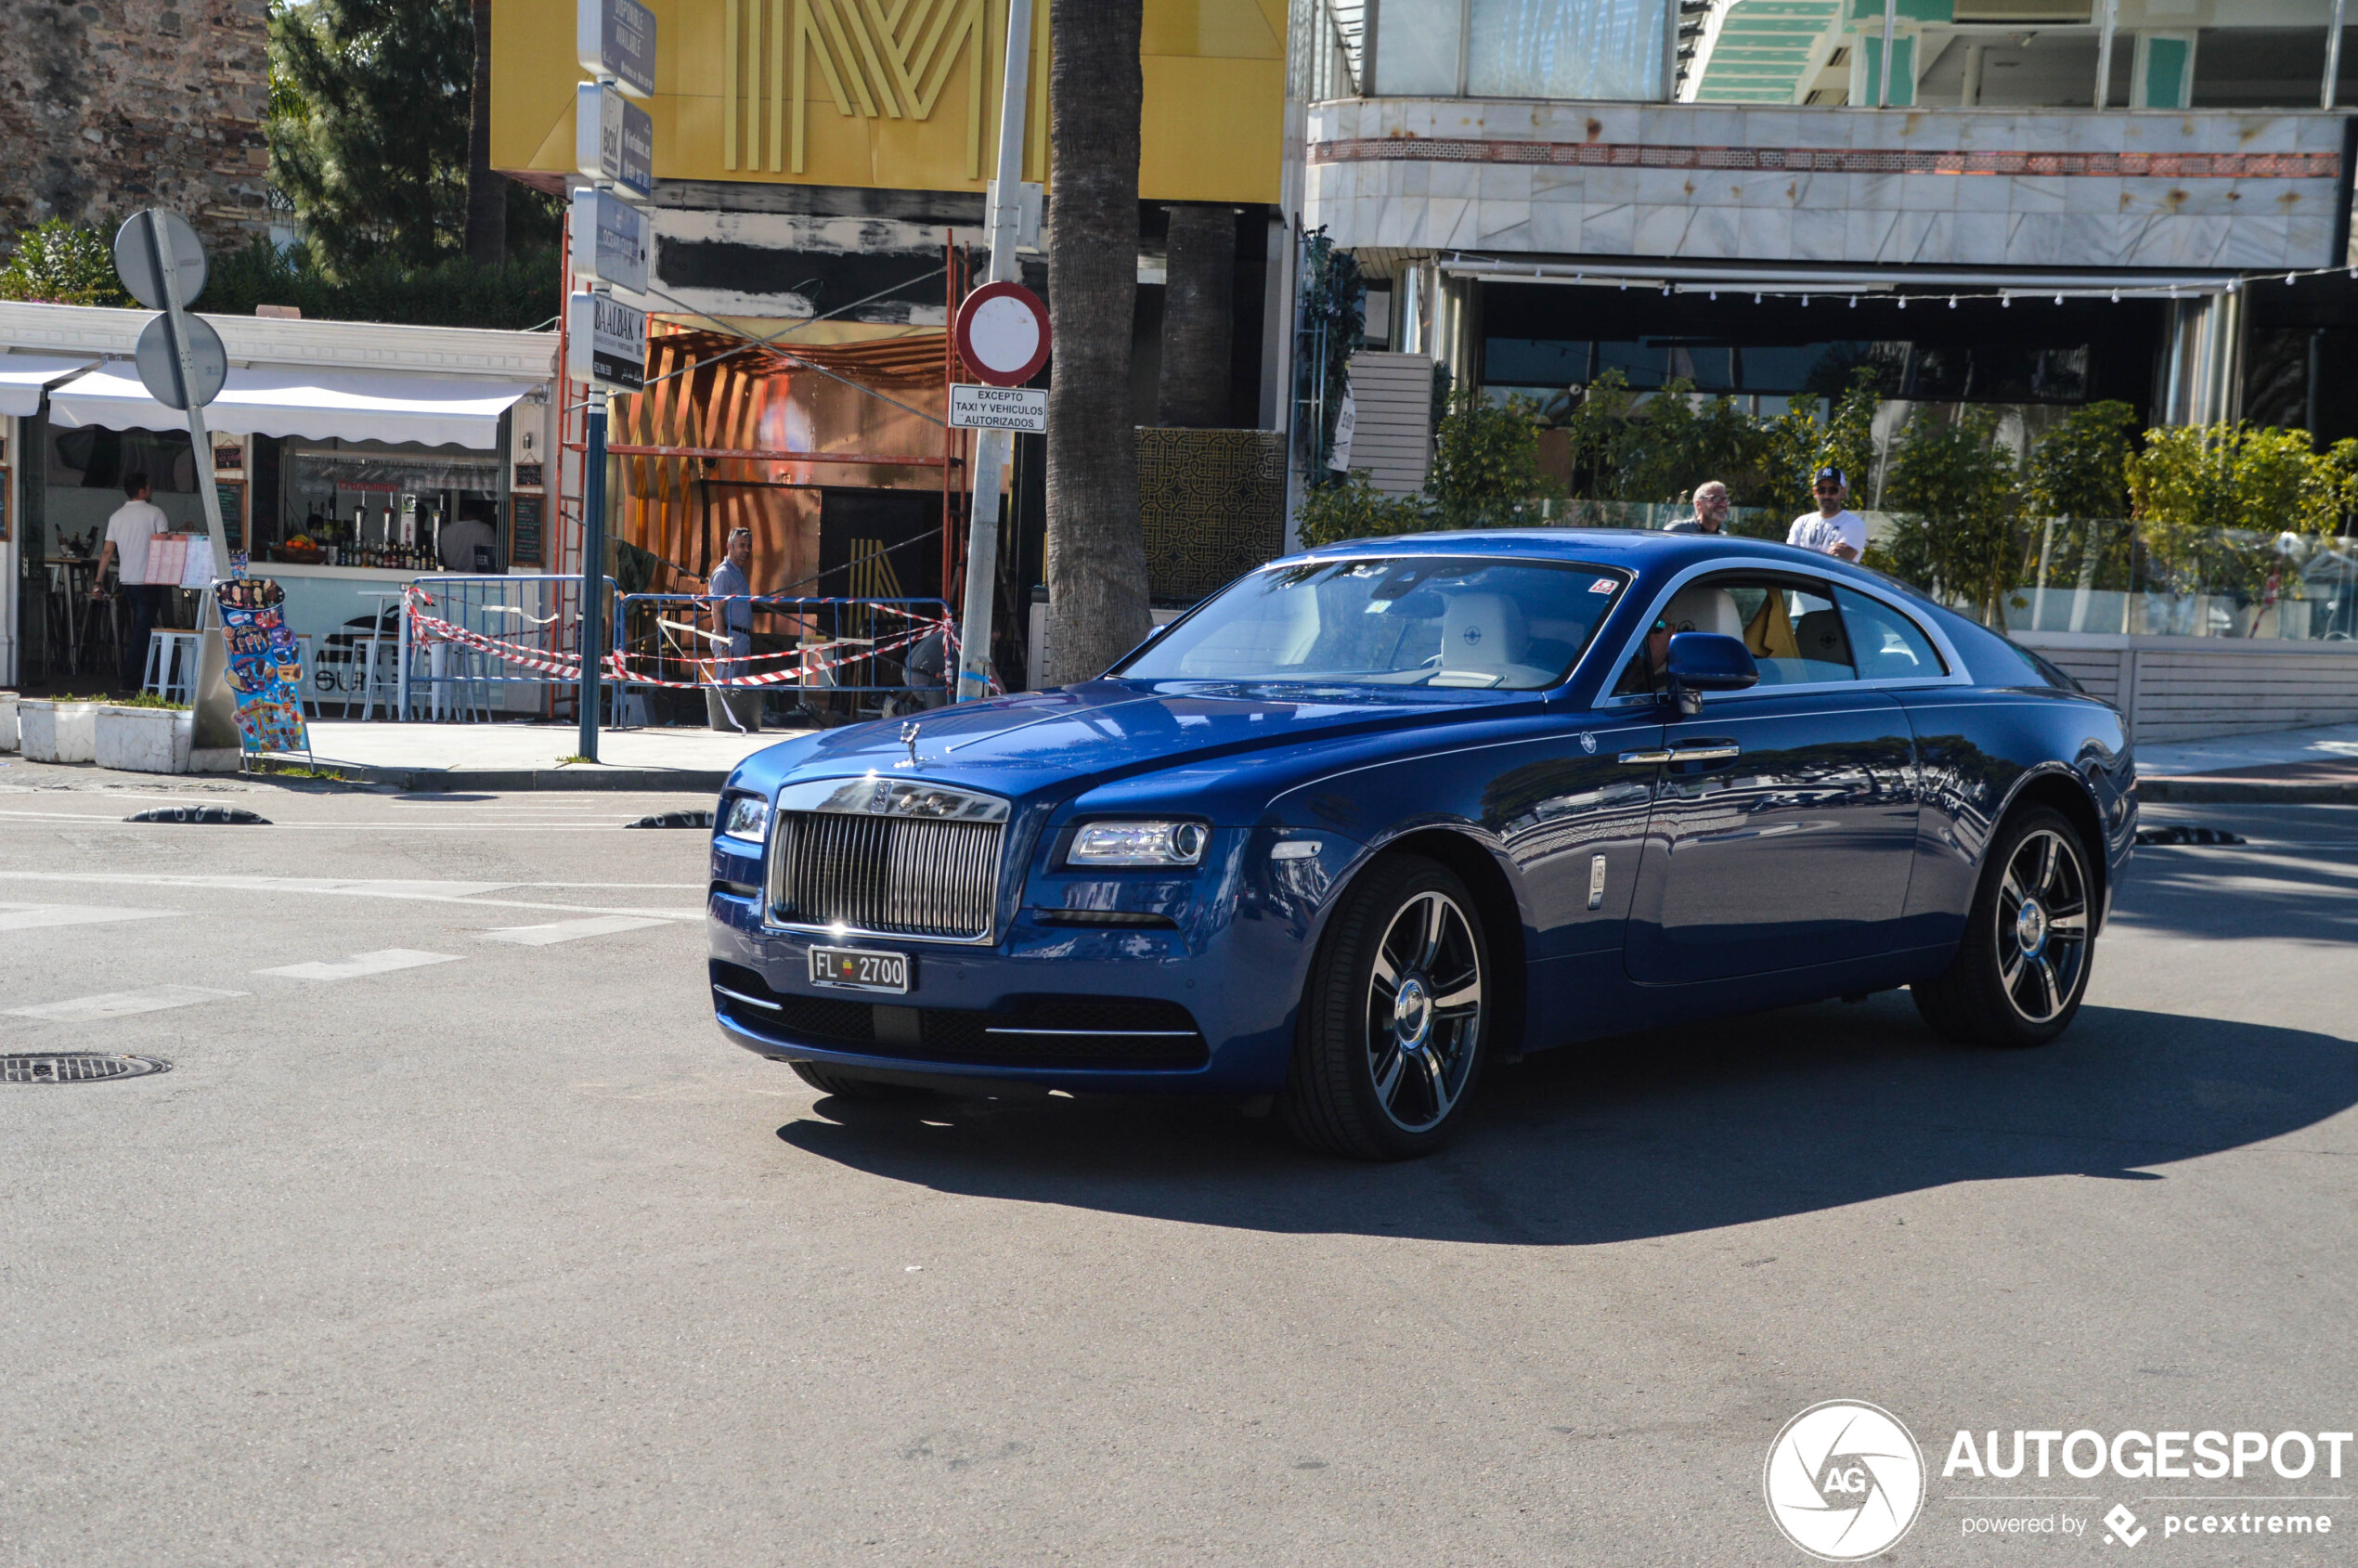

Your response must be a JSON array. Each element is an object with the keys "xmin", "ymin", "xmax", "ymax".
[{"xmin": 1664, "ymin": 632, "xmax": 1757, "ymax": 717}]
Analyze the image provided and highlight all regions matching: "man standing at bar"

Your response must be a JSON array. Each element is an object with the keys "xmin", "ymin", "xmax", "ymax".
[
  {"xmin": 705, "ymin": 525, "xmax": 762, "ymax": 732},
  {"xmin": 90, "ymin": 471, "xmax": 169, "ymax": 691}
]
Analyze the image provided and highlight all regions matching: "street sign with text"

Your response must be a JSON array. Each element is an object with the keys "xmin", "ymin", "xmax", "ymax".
[
  {"xmin": 949, "ymin": 383, "xmax": 1046, "ymax": 433},
  {"xmin": 567, "ymin": 291, "xmax": 647, "ymax": 393},
  {"xmin": 568, "ymin": 188, "xmax": 648, "ymax": 293},
  {"xmin": 577, "ymin": 0, "xmax": 656, "ymax": 97},
  {"xmin": 576, "ymin": 81, "xmax": 654, "ymax": 201}
]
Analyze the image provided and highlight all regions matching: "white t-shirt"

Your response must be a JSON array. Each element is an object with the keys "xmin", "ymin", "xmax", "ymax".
[
  {"xmin": 104, "ymin": 499, "xmax": 170, "ymax": 585},
  {"xmin": 1788, "ymin": 508, "xmax": 1866, "ymax": 559}
]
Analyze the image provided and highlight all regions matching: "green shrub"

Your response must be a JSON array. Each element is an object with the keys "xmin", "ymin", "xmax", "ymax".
[
  {"xmin": 0, "ymin": 220, "xmax": 129, "ymax": 307},
  {"xmin": 198, "ymin": 237, "xmax": 558, "ymax": 330}
]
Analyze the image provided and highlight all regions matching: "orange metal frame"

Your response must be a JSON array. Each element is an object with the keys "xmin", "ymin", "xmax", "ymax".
[{"xmin": 553, "ymin": 236, "xmax": 974, "ymax": 605}]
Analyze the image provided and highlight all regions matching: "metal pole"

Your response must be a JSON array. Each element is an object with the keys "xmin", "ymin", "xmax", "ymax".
[
  {"xmin": 578, "ymin": 388, "xmax": 608, "ymax": 758},
  {"xmin": 144, "ymin": 212, "xmax": 229, "ymax": 574},
  {"xmin": 2095, "ymin": 0, "xmax": 2118, "ymax": 109},
  {"xmin": 953, "ymin": 0, "xmax": 1034, "ymax": 704},
  {"xmin": 2326, "ymin": 0, "xmax": 2349, "ymax": 110},
  {"xmin": 1879, "ymin": 0, "xmax": 1898, "ymax": 107}
]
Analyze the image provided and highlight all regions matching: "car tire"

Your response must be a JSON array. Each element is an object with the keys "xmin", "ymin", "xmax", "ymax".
[
  {"xmin": 1912, "ymin": 805, "xmax": 2096, "ymax": 1049},
  {"xmin": 1282, "ymin": 855, "xmax": 1491, "ymax": 1160},
  {"xmin": 785, "ymin": 1060, "xmax": 931, "ymax": 1100}
]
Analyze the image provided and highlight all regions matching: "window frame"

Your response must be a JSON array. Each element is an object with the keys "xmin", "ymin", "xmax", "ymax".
[{"xmin": 1597, "ymin": 559, "xmax": 1970, "ymax": 710}]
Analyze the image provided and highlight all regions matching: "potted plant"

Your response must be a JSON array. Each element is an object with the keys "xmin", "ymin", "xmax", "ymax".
[
  {"xmin": 18, "ymin": 696, "xmax": 98, "ymax": 763},
  {"xmin": 93, "ymin": 694, "xmax": 192, "ymax": 772}
]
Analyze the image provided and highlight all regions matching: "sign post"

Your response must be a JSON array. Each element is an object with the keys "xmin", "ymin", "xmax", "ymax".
[
  {"xmin": 569, "ymin": 0, "xmax": 656, "ymax": 761},
  {"xmin": 952, "ymin": 6, "xmax": 1044, "ymax": 703},
  {"xmin": 114, "ymin": 209, "xmax": 240, "ymax": 751}
]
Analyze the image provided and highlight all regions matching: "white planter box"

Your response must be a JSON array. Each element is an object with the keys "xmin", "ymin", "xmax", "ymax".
[
  {"xmin": 0, "ymin": 693, "xmax": 18, "ymax": 752},
  {"xmin": 18, "ymin": 700, "xmax": 97, "ymax": 764},
  {"xmin": 94, "ymin": 706, "xmax": 193, "ymax": 773}
]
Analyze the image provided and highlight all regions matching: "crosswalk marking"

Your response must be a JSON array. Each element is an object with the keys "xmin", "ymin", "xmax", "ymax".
[
  {"xmin": 0, "ymin": 902, "xmax": 177, "ymax": 932},
  {"xmin": 477, "ymin": 915, "xmax": 671, "ymax": 946},
  {"xmin": 253, "ymin": 949, "xmax": 462, "ymax": 982},
  {"xmin": 4, "ymin": 986, "xmax": 246, "ymax": 1023}
]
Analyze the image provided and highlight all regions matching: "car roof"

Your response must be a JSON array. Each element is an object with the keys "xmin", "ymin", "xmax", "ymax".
[{"xmin": 1287, "ymin": 528, "xmax": 1837, "ymax": 575}]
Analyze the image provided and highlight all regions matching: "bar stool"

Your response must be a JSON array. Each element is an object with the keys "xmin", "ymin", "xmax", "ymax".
[
  {"xmin": 290, "ymin": 634, "xmax": 319, "ymax": 720},
  {"xmin": 143, "ymin": 630, "xmax": 202, "ymax": 706},
  {"xmin": 354, "ymin": 634, "xmax": 404, "ymax": 721}
]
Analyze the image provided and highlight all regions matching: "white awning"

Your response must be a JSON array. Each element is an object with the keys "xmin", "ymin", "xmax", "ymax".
[
  {"xmin": 46, "ymin": 365, "xmax": 540, "ymax": 449},
  {"xmin": 0, "ymin": 354, "xmax": 98, "ymax": 417}
]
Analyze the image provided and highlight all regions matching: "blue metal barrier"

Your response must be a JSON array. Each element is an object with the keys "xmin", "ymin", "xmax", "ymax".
[{"xmin": 399, "ymin": 574, "xmax": 619, "ymax": 723}]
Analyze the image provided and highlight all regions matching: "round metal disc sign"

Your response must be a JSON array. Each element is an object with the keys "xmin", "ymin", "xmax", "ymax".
[
  {"xmin": 952, "ymin": 281, "xmax": 1050, "ymax": 387},
  {"xmin": 134, "ymin": 311, "xmax": 227, "ymax": 410},
  {"xmin": 112, "ymin": 209, "xmax": 208, "ymax": 312}
]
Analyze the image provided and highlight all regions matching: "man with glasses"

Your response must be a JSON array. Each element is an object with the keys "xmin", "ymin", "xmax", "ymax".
[
  {"xmin": 1663, "ymin": 479, "xmax": 1730, "ymax": 536},
  {"xmin": 1787, "ymin": 467, "xmax": 1865, "ymax": 563}
]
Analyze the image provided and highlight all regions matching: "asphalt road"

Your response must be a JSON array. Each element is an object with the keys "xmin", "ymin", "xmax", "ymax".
[{"xmin": 1, "ymin": 766, "xmax": 2352, "ymax": 1567}]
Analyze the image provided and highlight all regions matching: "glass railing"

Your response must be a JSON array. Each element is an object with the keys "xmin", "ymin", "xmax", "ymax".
[{"xmin": 1407, "ymin": 502, "xmax": 2358, "ymax": 641}]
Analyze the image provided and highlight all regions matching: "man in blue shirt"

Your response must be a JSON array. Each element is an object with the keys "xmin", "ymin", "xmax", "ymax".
[{"xmin": 705, "ymin": 525, "xmax": 762, "ymax": 732}]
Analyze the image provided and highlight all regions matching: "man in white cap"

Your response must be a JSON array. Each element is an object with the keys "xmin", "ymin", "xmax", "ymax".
[{"xmin": 1788, "ymin": 467, "xmax": 1864, "ymax": 562}]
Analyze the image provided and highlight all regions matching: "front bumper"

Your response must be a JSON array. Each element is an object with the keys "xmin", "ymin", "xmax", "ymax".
[{"xmin": 706, "ymin": 884, "xmax": 1310, "ymax": 1095}]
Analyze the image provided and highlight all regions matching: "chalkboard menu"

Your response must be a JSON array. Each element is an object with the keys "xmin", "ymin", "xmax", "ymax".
[
  {"xmin": 510, "ymin": 493, "xmax": 543, "ymax": 566},
  {"xmin": 216, "ymin": 481, "xmax": 244, "ymax": 550},
  {"xmin": 513, "ymin": 462, "xmax": 545, "ymax": 490}
]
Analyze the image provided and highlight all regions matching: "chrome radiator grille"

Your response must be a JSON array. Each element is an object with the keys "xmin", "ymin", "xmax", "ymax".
[{"xmin": 771, "ymin": 811, "xmax": 1004, "ymax": 940}]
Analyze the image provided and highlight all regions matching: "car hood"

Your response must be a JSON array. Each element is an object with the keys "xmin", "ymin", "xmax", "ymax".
[{"xmin": 758, "ymin": 680, "xmax": 1536, "ymax": 799}]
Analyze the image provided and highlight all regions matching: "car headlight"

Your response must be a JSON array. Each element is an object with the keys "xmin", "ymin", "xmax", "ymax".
[
  {"xmin": 1068, "ymin": 820, "xmax": 1209, "ymax": 866},
  {"xmin": 718, "ymin": 795, "xmax": 771, "ymax": 842}
]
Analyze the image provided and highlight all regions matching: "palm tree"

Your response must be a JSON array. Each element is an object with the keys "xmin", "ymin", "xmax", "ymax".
[
  {"xmin": 1042, "ymin": 0, "xmax": 1151, "ymax": 685},
  {"xmin": 1157, "ymin": 204, "xmax": 1235, "ymax": 427}
]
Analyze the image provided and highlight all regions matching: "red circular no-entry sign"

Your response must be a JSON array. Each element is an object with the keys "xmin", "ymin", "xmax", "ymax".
[{"xmin": 952, "ymin": 280, "xmax": 1051, "ymax": 387}]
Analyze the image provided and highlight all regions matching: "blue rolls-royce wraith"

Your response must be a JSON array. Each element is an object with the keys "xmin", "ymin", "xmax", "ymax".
[{"xmin": 706, "ymin": 531, "xmax": 2134, "ymax": 1160}]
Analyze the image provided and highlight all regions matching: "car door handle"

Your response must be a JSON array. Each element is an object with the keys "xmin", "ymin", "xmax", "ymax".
[
  {"xmin": 1669, "ymin": 744, "xmax": 1742, "ymax": 762},
  {"xmin": 1617, "ymin": 749, "xmax": 1673, "ymax": 765}
]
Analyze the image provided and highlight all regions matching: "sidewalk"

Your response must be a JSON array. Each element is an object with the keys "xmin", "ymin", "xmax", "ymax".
[
  {"xmin": 256, "ymin": 716, "xmax": 2358, "ymax": 798},
  {"xmin": 2135, "ymin": 720, "xmax": 2358, "ymax": 803},
  {"xmin": 286, "ymin": 720, "xmax": 807, "ymax": 792}
]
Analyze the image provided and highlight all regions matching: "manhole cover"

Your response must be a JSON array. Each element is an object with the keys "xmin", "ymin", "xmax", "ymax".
[{"xmin": 1, "ymin": 1053, "xmax": 173, "ymax": 1085}]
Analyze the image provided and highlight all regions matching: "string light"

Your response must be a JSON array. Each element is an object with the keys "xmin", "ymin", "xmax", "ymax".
[
  {"xmin": 1898, "ymin": 296, "xmax": 1907, "ymax": 309},
  {"xmin": 1848, "ymin": 294, "xmax": 1857, "ymax": 307},
  {"xmin": 1801, "ymin": 294, "xmax": 1809, "ymax": 306},
  {"xmin": 1949, "ymin": 295, "xmax": 1958, "ymax": 308},
  {"xmin": 2054, "ymin": 293, "xmax": 2064, "ymax": 305}
]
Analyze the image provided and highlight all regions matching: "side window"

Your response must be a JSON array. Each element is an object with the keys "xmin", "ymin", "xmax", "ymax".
[
  {"xmin": 1737, "ymin": 577, "xmax": 1856, "ymax": 686},
  {"xmin": 1833, "ymin": 586, "xmax": 1946, "ymax": 681},
  {"xmin": 1613, "ymin": 573, "xmax": 1859, "ymax": 694}
]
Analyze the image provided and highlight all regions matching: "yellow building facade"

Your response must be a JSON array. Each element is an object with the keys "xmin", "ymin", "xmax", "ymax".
[{"xmin": 491, "ymin": 0, "xmax": 1287, "ymax": 204}]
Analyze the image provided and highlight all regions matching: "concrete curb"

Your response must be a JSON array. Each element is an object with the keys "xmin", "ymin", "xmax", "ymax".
[
  {"xmin": 328, "ymin": 764, "xmax": 732, "ymax": 793},
  {"xmin": 2139, "ymin": 778, "xmax": 2358, "ymax": 804}
]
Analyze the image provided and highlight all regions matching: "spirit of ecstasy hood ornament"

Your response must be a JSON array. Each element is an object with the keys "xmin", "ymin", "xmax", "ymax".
[{"xmin": 900, "ymin": 720, "xmax": 921, "ymax": 768}]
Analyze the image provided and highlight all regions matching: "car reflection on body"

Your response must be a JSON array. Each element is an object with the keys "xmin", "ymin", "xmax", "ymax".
[{"xmin": 707, "ymin": 531, "xmax": 2135, "ymax": 1160}]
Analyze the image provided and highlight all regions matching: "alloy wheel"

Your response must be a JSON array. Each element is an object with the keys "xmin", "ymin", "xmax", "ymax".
[
  {"xmin": 1993, "ymin": 827, "xmax": 2090, "ymax": 1026},
  {"xmin": 1364, "ymin": 889, "xmax": 1483, "ymax": 1133}
]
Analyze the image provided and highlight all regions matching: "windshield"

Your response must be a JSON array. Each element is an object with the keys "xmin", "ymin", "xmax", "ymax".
[{"xmin": 1116, "ymin": 556, "xmax": 1629, "ymax": 690}]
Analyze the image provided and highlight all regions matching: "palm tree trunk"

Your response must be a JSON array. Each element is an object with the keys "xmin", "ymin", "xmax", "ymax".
[
  {"xmin": 1156, "ymin": 203, "xmax": 1235, "ymax": 427},
  {"xmin": 1042, "ymin": 0, "xmax": 1149, "ymax": 686},
  {"xmin": 464, "ymin": 0, "xmax": 506, "ymax": 266}
]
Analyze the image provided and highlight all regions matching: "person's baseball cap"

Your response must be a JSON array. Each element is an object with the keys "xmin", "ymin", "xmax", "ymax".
[{"xmin": 1813, "ymin": 466, "xmax": 1846, "ymax": 488}]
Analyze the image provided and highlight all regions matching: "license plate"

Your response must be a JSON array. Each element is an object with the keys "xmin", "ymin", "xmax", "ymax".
[{"xmin": 809, "ymin": 946, "xmax": 910, "ymax": 994}]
